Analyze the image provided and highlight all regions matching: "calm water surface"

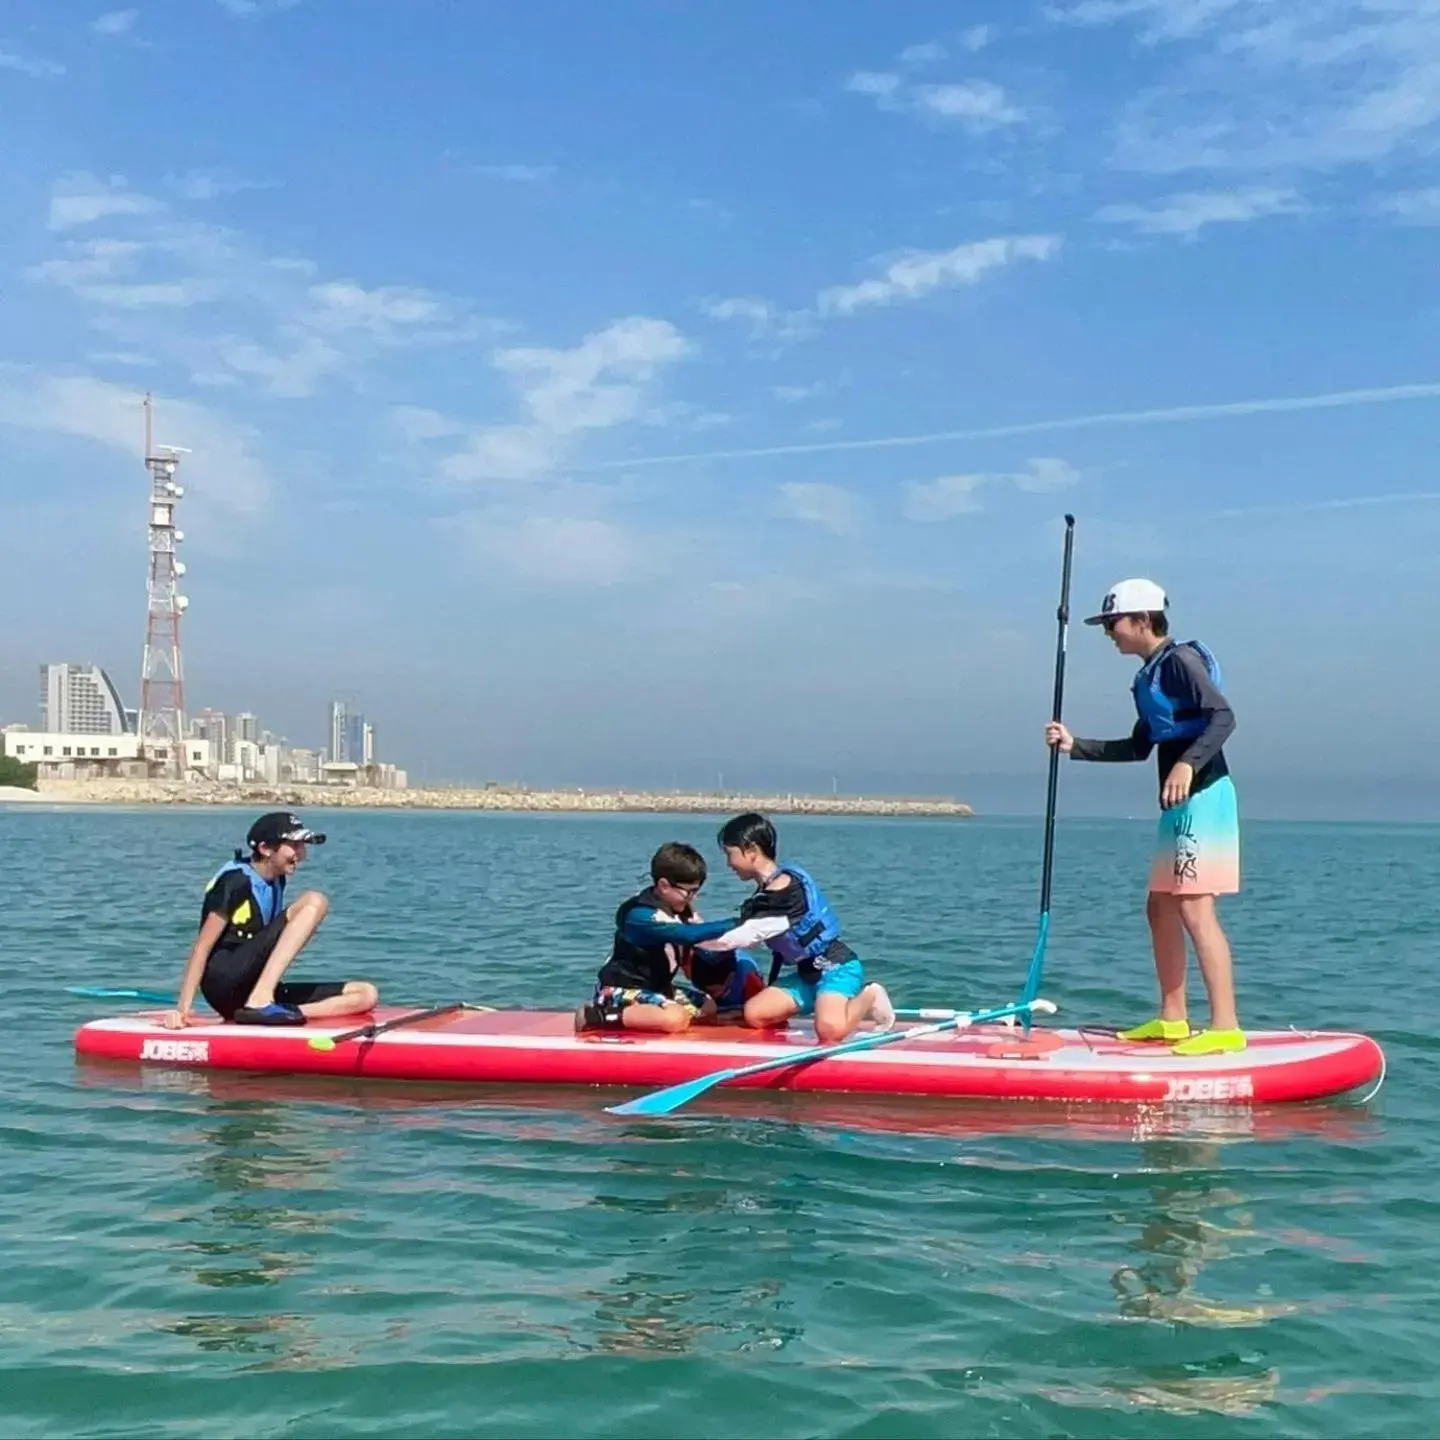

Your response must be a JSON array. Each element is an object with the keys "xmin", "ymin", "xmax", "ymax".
[{"xmin": 2, "ymin": 805, "xmax": 1435, "ymax": 1438}]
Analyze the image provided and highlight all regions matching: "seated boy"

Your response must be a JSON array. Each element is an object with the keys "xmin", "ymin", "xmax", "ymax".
[
  {"xmin": 164, "ymin": 811, "xmax": 378, "ymax": 1029},
  {"xmin": 699, "ymin": 812, "xmax": 894, "ymax": 1044},
  {"xmin": 577, "ymin": 841, "xmax": 743, "ymax": 1035}
]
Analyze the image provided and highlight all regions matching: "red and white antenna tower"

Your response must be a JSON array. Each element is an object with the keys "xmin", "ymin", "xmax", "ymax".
[{"xmin": 137, "ymin": 393, "xmax": 192, "ymax": 778}]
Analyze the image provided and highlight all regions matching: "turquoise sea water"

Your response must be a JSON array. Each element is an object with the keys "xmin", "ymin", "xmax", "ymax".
[{"xmin": 2, "ymin": 804, "xmax": 1436, "ymax": 1439}]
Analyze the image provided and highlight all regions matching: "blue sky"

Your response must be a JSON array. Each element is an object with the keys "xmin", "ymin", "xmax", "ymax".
[{"xmin": 2, "ymin": 0, "xmax": 1438, "ymax": 817}]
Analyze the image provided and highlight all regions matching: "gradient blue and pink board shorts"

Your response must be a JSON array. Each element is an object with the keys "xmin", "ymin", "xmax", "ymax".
[{"xmin": 1150, "ymin": 776, "xmax": 1241, "ymax": 896}]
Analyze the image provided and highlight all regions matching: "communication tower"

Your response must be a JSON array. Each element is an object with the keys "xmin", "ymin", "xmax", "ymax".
[{"xmin": 136, "ymin": 394, "xmax": 192, "ymax": 777}]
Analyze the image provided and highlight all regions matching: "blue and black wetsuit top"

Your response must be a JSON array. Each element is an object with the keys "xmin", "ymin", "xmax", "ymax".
[
  {"xmin": 740, "ymin": 863, "xmax": 855, "ymax": 983},
  {"xmin": 200, "ymin": 855, "xmax": 287, "ymax": 952},
  {"xmin": 1071, "ymin": 639, "xmax": 1236, "ymax": 800},
  {"xmin": 597, "ymin": 888, "xmax": 739, "ymax": 994}
]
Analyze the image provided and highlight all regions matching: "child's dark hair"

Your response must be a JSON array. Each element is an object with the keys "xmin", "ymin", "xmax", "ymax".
[
  {"xmin": 1146, "ymin": 610, "xmax": 1170, "ymax": 637},
  {"xmin": 718, "ymin": 811, "xmax": 777, "ymax": 859},
  {"xmin": 651, "ymin": 841, "xmax": 707, "ymax": 887}
]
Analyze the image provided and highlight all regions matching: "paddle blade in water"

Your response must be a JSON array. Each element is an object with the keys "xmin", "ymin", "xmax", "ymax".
[
  {"xmin": 606, "ymin": 1074, "xmax": 723, "ymax": 1117},
  {"xmin": 67, "ymin": 986, "xmax": 176, "ymax": 1005}
]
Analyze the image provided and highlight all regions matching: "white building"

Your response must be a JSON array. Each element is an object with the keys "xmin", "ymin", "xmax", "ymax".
[
  {"xmin": 40, "ymin": 664, "xmax": 129, "ymax": 735},
  {"xmin": 4, "ymin": 730, "xmax": 210, "ymax": 776}
]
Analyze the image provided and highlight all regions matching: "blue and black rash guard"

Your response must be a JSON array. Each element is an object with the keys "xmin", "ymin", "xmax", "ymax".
[
  {"xmin": 1071, "ymin": 640, "xmax": 1235, "ymax": 800},
  {"xmin": 596, "ymin": 889, "xmax": 740, "ymax": 994},
  {"xmin": 200, "ymin": 860, "xmax": 286, "ymax": 952},
  {"xmin": 696, "ymin": 872, "xmax": 856, "ymax": 982}
]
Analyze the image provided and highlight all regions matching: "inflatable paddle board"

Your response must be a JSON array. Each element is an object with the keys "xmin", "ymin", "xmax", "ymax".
[{"xmin": 73, "ymin": 1005, "xmax": 1384, "ymax": 1107}]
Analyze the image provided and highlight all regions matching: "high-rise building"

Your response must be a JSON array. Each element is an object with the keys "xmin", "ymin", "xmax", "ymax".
[
  {"xmin": 235, "ymin": 712, "xmax": 260, "ymax": 744},
  {"xmin": 328, "ymin": 700, "xmax": 347, "ymax": 763},
  {"xmin": 345, "ymin": 712, "xmax": 372, "ymax": 766},
  {"xmin": 40, "ymin": 664, "xmax": 129, "ymax": 735},
  {"xmin": 190, "ymin": 708, "xmax": 229, "ymax": 765}
]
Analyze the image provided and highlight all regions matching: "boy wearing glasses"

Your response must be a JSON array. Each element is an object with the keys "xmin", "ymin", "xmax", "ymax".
[
  {"xmin": 1045, "ymin": 578, "xmax": 1243, "ymax": 1056},
  {"xmin": 576, "ymin": 841, "xmax": 756, "ymax": 1034}
]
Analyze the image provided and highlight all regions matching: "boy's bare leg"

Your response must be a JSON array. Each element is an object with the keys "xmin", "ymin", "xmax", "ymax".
[
  {"xmin": 245, "ymin": 891, "xmax": 329, "ymax": 1009},
  {"xmin": 1146, "ymin": 891, "xmax": 1190, "ymax": 1024},
  {"xmin": 1177, "ymin": 895, "xmax": 1239, "ymax": 1031}
]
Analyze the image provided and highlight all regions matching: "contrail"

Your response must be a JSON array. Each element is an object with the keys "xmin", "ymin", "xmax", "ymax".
[
  {"xmin": 1213, "ymin": 490, "xmax": 1440, "ymax": 518},
  {"xmin": 579, "ymin": 379, "xmax": 1440, "ymax": 472}
]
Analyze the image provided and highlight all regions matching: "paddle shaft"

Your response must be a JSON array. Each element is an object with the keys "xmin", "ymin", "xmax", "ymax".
[
  {"xmin": 1040, "ymin": 514, "xmax": 1075, "ymax": 920},
  {"xmin": 1022, "ymin": 514, "xmax": 1075, "ymax": 1005},
  {"xmin": 311, "ymin": 1002, "xmax": 467, "ymax": 1049},
  {"xmin": 606, "ymin": 998, "xmax": 1054, "ymax": 1115}
]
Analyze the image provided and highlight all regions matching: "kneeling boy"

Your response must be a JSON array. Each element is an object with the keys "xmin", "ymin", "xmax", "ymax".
[
  {"xmin": 577, "ymin": 841, "xmax": 743, "ymax": 1035},
  {"xmin": 165, "ymin": 811, "xmax": 378, "ymax": 1029},
  {"xmin": 702, "ymin": 812, "xmax": 893, "ymax": 1045}
]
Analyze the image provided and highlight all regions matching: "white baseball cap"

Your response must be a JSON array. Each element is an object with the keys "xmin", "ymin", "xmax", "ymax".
[{"xmin": 1083, "ymin": 577, "xmax": 1168, "ymax": 625}]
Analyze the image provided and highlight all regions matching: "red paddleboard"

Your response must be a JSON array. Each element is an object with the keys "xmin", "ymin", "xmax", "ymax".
[{"xmin": 73, "ymin": 1006, "xmax": 1384, "ymax": 1107}]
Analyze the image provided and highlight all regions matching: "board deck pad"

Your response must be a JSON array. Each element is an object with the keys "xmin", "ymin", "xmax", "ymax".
[{"xmin": 73, "ymin": 1005, "xmax": 1385, "ymax": 1108}]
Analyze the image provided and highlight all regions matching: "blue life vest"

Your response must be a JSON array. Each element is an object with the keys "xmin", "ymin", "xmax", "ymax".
[
  {"xmin": 1132, "ymin": 640, "xmax": 1224, "ymax": 745},
  {"xmin": 763, "ymin": 863, "xmax": 843, "ymax": 971},
  {"xmin": 205, "ymin": 858, "xmax": 286, "ymax": 936}
]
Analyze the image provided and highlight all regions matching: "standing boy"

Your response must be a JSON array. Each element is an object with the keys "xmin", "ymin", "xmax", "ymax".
[
  {"xmin": 1045, "ymin": 578, "xmax": 1244, "ymax": 1055},
  {"xmin": 577, "ymin": 841, "xmax": 743, "ymax": 1035},
  {"xmin": 164, "ymin": 811, "xmax": 378, "ymax": 1029},
  {"xmin": 700, "ymin": 812, "xmax": 894, "ymax": 1045}
]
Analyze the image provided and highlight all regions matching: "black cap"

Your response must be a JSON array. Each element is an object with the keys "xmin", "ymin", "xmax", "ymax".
[{"xmin": 246, "ymin": 811, "xmax": 327, "ymax": 850}]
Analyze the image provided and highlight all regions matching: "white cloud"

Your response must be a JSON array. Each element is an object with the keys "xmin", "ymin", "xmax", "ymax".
[
  {"xmin": 390, "ymin": 405, "xmax": 466, "ymax": 444},
  {"xmin": 442, "ymin": 316, "xmax": 691, "ymax": 484},
  {"xmin": 1052, "ymin": 1, "xmax": 1440, "ymax": 175},
  {"xmin": 306, "ymin": 280, "xmax": 457, "ymax": 336},
  {"xmin": 164, "ymin": 169, "xmax": 272, "ymax": 201},
  {"xmin": 48, "ymin": 173, "xmax": 162, "ymax": 230},
  {"xmin": 773, "ymin": 382, "xmax": 825, "ymax": 403},
  {"xmin": 817, "ymin": 234, "xmax": 1060, "ymax": 316},
  {"xmin": 92, "ymin": 10, "xmax": 140, "ymax": 36},
  {"xmin": 216, "ymin": 0, "xmax": 301, "ymax": 16},
  {"xmin": 775, "ymin": 482, "xmax": 861, "ymax": 534},
  {"xmin": 474, "ymin": 164, "xmax": 555, "ymax": 182},
  {"xmin": 960, "ymin": 24, "xmax": 995, "ymax": 51},
  {"xmin": 88, "ymin": 349, "xmax": 155, "ymax": 367},
  {"xmin": 700, "ymin": 295, "xmax": 810, "ymax": 344},
  {"xmin": 0, "ymin": 48, "xmax": 65, "ymax": 77},
  {"xmin": 846, "ymin": 68, "xmax": 1028, "ymax": 133},
  {"xmin": 1095, "ymin": 186, "xmax": 1305, "ymax": 238},
  {"xmin": 902, "ymin": 474, "xmax": 986, "ymax": 522},
  {"xmin": 0, "ymin": 369, "xmax": 271, "ymax": 517},
  {"xmin": 912, "ymin": 81, "xmax": 1026, "ymax": 128},
  {"xmin": 1375, "ymin": 187, "xmax": 1440, "ymax": 225},
  {"xmin": 845, "ymin": 71, "xmax": 902, "ymax": 98},
  {"xmin": 214, "ymin": 333, "xmax": 346, "ymax": 397},
  {"xmin": 29, "ymin": 172, "xmax": 482, "ymax": 396},
  {"xmin": 905, "ymin": 459, "xmax": 1077, "ymax": 521},
  {"xmin": 1012, "ymin": 457, "xmax": 1080, "ymax": 491},
  {"xmin": 900, "ymin": 41, "xmax": 947, "ymax": 64}
]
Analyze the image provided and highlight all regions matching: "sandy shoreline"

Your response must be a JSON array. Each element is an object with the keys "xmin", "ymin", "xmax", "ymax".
[{"xmin": 28, "ymin": 777, "xmax": 975, "ymax": 818}]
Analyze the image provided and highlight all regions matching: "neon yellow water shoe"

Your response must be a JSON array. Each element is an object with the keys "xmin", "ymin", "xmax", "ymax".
[
  {"xmin": 1118, "ymin": 1018, "xmax": 1192, "ymax": 1042},
  {"xmin": 1171, "ymin": 1028, "xmax": 1247, "ymax": 1057}
]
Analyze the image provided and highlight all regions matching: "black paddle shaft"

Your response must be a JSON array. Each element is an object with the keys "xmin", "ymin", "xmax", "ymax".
[{"xmin": 1039, "ymin": 515, "xmax": 1076, "ymax": 917}]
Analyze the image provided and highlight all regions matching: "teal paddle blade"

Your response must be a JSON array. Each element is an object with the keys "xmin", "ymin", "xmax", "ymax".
[
  {"xmin": 67, "ymin": 986, "xmax": 175, "ymax": 1004},
  {"xmin": 607, "ymin": 1073, "xmax": 729, "ymax": 1117}
]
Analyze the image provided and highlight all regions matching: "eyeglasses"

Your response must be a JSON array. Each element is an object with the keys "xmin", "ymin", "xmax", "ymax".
[{"xmin": 670, "ymin": 883, "xmax": 702, "ymax": 898}]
